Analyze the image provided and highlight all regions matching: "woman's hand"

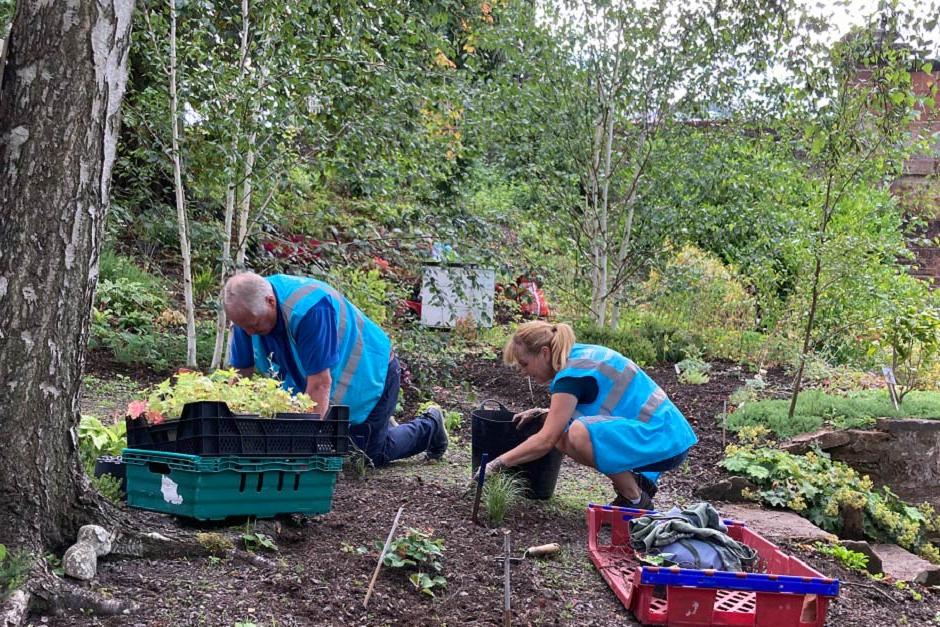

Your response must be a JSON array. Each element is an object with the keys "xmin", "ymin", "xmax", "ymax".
[
  {"xmin": 513, "ymin": 408, "xmax": 548, "ymax": 429},
  {"xmin": 470, "ymin": 456, "xmax": 507, "ymax": 483}
]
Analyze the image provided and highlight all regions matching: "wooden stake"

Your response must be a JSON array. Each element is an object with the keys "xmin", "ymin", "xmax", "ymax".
[
  {"xmin": 503, "ymin": 531, "xmax": 512, "ymax": 627},
  {"xmin": 363, "ymin": 506, "xmax": 404, "ymax": 608},
  {"xmin": 722, "ymin": 400, "xmax": 727, "ymax": 449}
]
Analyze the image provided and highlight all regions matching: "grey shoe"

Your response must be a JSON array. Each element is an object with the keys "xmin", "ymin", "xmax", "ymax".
[{"xmin": 424, "ymin": 406, "xmax": 448, "ymax": 460}]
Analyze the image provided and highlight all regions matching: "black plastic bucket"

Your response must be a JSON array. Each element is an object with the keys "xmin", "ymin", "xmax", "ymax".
[{"xmin": 470, "ymin": 400, "xmax": 564, "ymax": 500}]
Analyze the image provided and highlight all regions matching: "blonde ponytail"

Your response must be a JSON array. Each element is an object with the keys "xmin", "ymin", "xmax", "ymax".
[{"xmin": 503, "ymin": 321, "xmax": 576, "ymax": 375}]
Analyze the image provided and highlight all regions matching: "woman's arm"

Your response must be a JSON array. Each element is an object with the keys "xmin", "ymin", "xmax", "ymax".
[{"xmin": 496, "ymin": 393, "xmax": 577, "ymax": 468}]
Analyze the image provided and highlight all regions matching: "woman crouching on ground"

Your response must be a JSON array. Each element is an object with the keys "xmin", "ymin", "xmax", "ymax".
[{"xmin": 489, "ymin": 321, "xmax": 697, "ymax": 509}]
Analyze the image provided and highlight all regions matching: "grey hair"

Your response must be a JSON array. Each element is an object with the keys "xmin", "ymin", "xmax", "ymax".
[{"xmin": 223, "ymin": 272, "xmax": 273, "ymax": 317}]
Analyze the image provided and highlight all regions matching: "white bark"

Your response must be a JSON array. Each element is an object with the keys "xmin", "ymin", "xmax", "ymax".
[{"xmin": 168, "ymin": 0, "xmax": 197, "ymax": 367}]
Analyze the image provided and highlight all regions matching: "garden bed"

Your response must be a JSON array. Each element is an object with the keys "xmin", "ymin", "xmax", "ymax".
[{"xmin": 56, "ymin": 355, "xmax": 940, "ymax": 626}]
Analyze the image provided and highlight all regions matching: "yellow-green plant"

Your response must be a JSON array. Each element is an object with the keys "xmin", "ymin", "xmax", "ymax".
[
  {"xmin": 722, "ymin": 445, "xmax": 940, "ymax": 563},
  {"xmin": 131, "ymin": 369, "xmax": 315, "ymax": 422}
]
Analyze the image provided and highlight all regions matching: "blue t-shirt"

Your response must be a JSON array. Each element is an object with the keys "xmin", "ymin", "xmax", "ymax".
[
  {"xmin": 553, "ymin": 376, "xmax": 599, "ymax": 404},
  {"xmin": 229, "ymin": 297, "xmax": 340, "ymax": 392}
]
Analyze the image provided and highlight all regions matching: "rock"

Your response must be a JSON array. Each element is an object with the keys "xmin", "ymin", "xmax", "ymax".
[
  {"xmin": 694, "ymin": 476, "xmax": 757, "ymax": 502},
  {"xmin": 871, "ymin": 544, "xmax": 940, "ymax": 585},
  {"xmin": 63, "ymin": 543, "xmax": 98, "ymax": 581},
  {"xmin": 717, "ymin": 503, "xmax": 836, "ymax": 542},
  {"xmin": 780, "ymin": 429, "xmax": 852, "ymax": 455},
  {"xmin": 839, "ymin": 540, "xmax": 882, "ymax": 574},
  {"xmin": 77, "ymin": 525, "xmax": 112, "ymax": 556},
  {"xmin": 838, "ymin": 504, "xmax": 866, "ymax": 541}
]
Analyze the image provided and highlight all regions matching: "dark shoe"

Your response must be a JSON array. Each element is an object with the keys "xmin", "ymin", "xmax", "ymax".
[
  {"xmin": 424, "ymin": 406, "xmax": 448, "ymax": 460},
  {"xmin": 634, "ymin": 471, "xmax": 659, "ymax": 499},
  {"xmin": 609, "ymin": 488, "xmax": 654, "ymax": 511}
]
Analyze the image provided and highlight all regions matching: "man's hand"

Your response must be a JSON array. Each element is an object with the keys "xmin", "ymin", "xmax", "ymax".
[
  {"xmin": 470, "ymin": 456, "xmax": 507, "ymax": 484},
  {"xmin": 513, "ymin": 407, "xmax": 548, "ymax": 429}
]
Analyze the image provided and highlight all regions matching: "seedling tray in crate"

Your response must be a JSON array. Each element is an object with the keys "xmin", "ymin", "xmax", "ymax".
[
  {"xmin": 586, "ymin": 503, "xmax": 840, "ymax": 626},
  {"xmin": 123, "ymin": 448, "xmax": 343, "ymax": 520},
  {"xmin": 126, "ymin": 401, "xmax": 350, "ymax": 457}
]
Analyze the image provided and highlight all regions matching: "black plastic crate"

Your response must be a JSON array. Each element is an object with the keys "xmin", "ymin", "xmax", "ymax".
[{"xmin": 126, "ymin": 402, "xmax": 350, "ymax": 456}]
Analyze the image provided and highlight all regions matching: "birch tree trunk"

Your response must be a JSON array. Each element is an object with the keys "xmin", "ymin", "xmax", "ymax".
[
  {"xmin": 0, "ymin": 0, "xmax": 135, "ymax": 549},
  {"xmin": 211, "ymin": 0, "xmax": 252, "ymax": 369},
  {"xmin": 168, "ymin": 0, "xmax": 197, "ymax": 367}
]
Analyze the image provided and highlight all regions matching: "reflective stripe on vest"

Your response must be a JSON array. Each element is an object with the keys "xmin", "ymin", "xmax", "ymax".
[
  {"xmin": 278, "ymin": 280, "xmax": 362, "ymax": 405},
  {"xmin": 553, "ymin": 345, "xmax": 662, "ymax": 423}
]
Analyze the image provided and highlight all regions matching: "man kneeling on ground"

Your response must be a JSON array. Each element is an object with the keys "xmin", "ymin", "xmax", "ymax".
[{"xmin": 223, "ymin": 271, "xmax": 447, "ymax": 466}]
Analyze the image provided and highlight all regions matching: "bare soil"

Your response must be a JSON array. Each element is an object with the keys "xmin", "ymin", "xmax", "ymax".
[{"xmin": 50, "ymin": 354, "xmax": 939, "ymax": 626}]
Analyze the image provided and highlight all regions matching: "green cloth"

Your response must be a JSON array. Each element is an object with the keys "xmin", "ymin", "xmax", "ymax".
[{"xmin": 628, "ymin": 502, "xmax": 758, "ymax": 572}]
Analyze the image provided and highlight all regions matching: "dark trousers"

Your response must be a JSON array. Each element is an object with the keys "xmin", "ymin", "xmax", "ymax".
[{"xmin": 349, "ymin": 357, "xmax": 437, "ymax": 467}]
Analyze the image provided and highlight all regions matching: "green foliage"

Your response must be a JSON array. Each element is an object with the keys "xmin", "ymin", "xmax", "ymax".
[
  {"xmin": 483, "ymin": 473, "xmax": 524, "ymax": 526},
  {"xmin": 138, "ymin": 369, "xmax": 316, "ymax": 421},
  {"xmin": 727, "ymin": 389, "xmax": 940, "ymax": 438},
  {"xmin": 98, "ymin": 249, "xmax": 166, "ymax": 293},
  {"xmin": 676, "ymin": 348, "xmax": 711, "ymax": 385},
  {"xmin": 93, "ymin": 278, "xmax": 169, "ymax": 333},
  {"xmin": 639, "ymin": 245, "xmax": 755, "ymax": 334},
  {"xmin": 814, "ymin": 542, "xmax": 869, "ymax": 573},
  {"xmin": 0, "ymin": 544, "xmax": 33, "ymax": 599},
  {"xmin": 382, "ymin": 528, "xmax": 446, "ymax": 597},
  {"xmin": 332, "ymin": 267, "xmax": 390, "ymax": 326},
  {"xmin": 242, "ymin": 523, "xmax": 278, "ymax": 553},
  {"xmin": 574, "ymin": 323, "xmax": 657, "ymax": 366},
  {"xmin": 721, "ymin": 445, "xmax": 940, "ymax": 562},
  {"xmin": 77, "ymin": 415, "xmax": 127, "ymax": 475},
  {"xmin": 91, "ymin": 473, "xmax": 124, "ymax": 504},
  {"xmin": 443, "ymin": 409, "xmax": 462, "ymax": 433}
]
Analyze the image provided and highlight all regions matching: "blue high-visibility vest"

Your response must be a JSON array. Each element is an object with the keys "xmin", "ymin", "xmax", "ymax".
[
  {"xmin": 550, "ymin": 343, "xmax": 697, "ymax": 468},
  {"xmin": 251, "ymin": 275, "xmax": 391, "ymax": 425}
]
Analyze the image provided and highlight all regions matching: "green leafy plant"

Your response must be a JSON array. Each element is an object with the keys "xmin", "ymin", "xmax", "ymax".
[
  {"xmin": 91, "ymin": 473, "xmax": 124, "ymax": 503},
  {"xmin": 444, "ymin": 410, "xmax": 462, "ymax": 433},
  {"xmin": 333, "ymin": 267, "xmax": 389, "ymax": 326},
  {"xmin": 483, "ymin": 473, "xmax": 525, "ymax": 526},
  {"xmin": 131, "ymin": 369, "xmax": 316, "ymax": 423},
  {"xmin": 381, "ymin": 528, "xmax": 446, "ymax": 596},
  {"xmin": 242, "ymin": 523, "xmax": 278, "ymax": 553},
  {"xmin": 0, "ymin": 544, "xmax": 33, "ymax": 598},
  {"xmin": 814, "ymin": 542, "xmax": 869, "ymax": 572},
  {"xmin": 676, "ymin": 347, "xmax": 711, "ymax": 385},
  {"xmin": 721, "ymin": 445, "xmax": 940, "ymax": 562},
  {"xmin": 77, "ymin": 415, "xmax": 127, "ymax": 474}
]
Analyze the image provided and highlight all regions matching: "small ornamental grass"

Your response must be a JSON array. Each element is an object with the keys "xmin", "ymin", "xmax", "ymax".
[{"xmin": 483, "ymin": 472, "xmax": 525, "ymax": 526}]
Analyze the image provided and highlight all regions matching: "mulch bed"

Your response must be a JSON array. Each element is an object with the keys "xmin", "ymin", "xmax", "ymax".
[{"xmin": 51, "ymin": 354, "xmax": 939, "ymax": 626}]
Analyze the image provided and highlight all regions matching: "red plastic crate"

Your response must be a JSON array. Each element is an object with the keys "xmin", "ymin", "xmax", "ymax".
[{"xmin": 586, "ymin": 504, "xmax": 840, "ymax": 626}]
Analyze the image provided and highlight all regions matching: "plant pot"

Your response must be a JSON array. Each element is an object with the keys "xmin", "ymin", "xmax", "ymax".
[
  {"xmin": 94, "ymin": 455, "xmax": 127, "ymax": 495},
  {"xmin": 470, "ymin": 400, "xmax": 564, "ymax": 500}
]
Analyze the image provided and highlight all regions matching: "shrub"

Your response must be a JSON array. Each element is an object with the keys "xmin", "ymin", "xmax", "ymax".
[
  {"xmin": 638, "ymin": 245, "xmax": 755, "ymax": 333},
  {"xmin": 0, "ymin": 545, "xmax": 33, "ymax": 599},
  {"xmin": 574, "ymin": 323, "xmax": 658, "ymax": 366},
  {"xmin": 332, "ymin": 266, "xmax": 390, "ymax": 326},
  {"xmin": 77, "ymin": 415, "xmax": 127, "ymax": 474}
]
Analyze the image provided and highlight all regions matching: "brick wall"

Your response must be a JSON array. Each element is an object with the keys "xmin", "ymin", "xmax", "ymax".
[{"xmin": 893, "ymin": 69, "xmax": 940, "ymax": 283}]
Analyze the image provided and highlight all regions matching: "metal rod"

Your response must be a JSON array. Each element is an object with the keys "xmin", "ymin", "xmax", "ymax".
[
  {"xmin": 503, "ymin": 531, "xmax": 511, "ymax": 627},
  {"xmin": 363, "ymin": 505, "xmax": 404, "ymax": 608}
]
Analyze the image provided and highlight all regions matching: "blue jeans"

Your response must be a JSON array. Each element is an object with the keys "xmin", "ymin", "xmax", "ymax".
[{"xmin": 349, "ymin": 357, "xmax": 438, "ymax": 467}]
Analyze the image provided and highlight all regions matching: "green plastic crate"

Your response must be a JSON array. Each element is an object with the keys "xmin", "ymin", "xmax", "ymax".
[{"xmin": 123, "ymin": 448, "xmax": 343, "ymax": 520}]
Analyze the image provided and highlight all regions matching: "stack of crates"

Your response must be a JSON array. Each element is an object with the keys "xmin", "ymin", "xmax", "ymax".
[{"xmin": 123, "ymin": 401, "xmax": 350, "ymax": 521}]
